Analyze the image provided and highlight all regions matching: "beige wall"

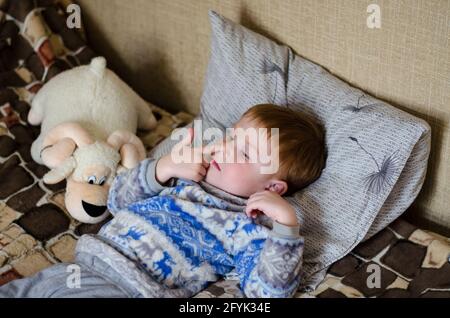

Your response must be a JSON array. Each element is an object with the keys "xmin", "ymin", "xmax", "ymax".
[{"xmin": 77, "ymin": 0, "xmax": 450, "ymax": 234}]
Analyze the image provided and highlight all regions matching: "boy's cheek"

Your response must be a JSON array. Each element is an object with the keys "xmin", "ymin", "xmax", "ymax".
[
  {"xmin": 224, "ymin": 164, "xmax": 249, "ymax": 179},
  {"xmin": 227, "ymin": 165, "xmax": 261, "ymax": 188}
]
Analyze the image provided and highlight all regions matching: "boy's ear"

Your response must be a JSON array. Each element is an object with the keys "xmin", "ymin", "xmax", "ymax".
[{"xmin": 266, "ymin": 180, "xmax": 288, "ymax": 196}]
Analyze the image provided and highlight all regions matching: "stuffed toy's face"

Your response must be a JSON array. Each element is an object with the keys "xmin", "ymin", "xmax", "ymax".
[
  {"xmin": 64, "ymin": 165, "xmax": 113, "ymax": 224},
  {"xmin": 39, "ymin": 122, "xmax": 147, "ymax": 224},
  {"xmin": 80, "ymin": 165, "xmax": 113, "ymax": 186}
]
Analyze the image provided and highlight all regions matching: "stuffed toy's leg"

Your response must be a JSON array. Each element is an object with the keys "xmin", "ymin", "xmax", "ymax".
[
  {"xmin": 136, "ymin": 102, "xmax": 157, "ymax": 130},
  {"xmin": 28, "ymin": 108, "xmax": 44, "ymax": 125},
  {"xmin": 28, "ymin": 93, "xmax": 45, "ymax": 125}
]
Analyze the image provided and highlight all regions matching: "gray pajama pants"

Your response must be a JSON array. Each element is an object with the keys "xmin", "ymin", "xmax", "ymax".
[{"xmin": 0, "ymin": 253, "xmax": 143, "ymax": 298}]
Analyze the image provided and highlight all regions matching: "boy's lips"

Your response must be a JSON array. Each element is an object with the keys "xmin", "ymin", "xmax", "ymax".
[{"xmin": 211, "ymin": 160, "xmax": 221, "ymax": 171}]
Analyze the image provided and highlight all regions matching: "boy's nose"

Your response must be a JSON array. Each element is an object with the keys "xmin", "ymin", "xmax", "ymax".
[
  {"xmin": 203, "ymin": 139, "xmax": 223, "ymax": 162},
  {"xmin": 221, "ymin": 139, "xmax": 237, "ymax": 162}
]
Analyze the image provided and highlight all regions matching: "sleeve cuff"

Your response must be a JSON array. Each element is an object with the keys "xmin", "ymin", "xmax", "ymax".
[
  {"xmin": 272, "ymin": 221, "xmax": 301, "ymax": 239},
  {"xmin": 144, "ymin": 158, "xmax": 167, "ymax": 194}
]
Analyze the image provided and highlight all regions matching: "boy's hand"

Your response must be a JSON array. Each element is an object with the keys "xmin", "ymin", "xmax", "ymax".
[
  {"xmin": 156, "ymin": 128, "xmax": 210, "ymax": 184},
  {"xmin": 245, "ymin": 190, "xmax": 298, "ymax": 227}
]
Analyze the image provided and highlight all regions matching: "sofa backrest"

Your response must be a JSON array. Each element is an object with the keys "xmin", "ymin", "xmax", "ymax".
[{"xmin": 78, "ymin": 0, "xmax": 450, "ymax": 235}]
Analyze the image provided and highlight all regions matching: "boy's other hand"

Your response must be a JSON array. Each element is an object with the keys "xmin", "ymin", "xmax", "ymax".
[
  {"xmin": 156, "ymin": 127, "xmax": 210, "ymax": 184},
  {"xmin": 245, "ymin": 190, "xmax": 298, "ymax": 227}
]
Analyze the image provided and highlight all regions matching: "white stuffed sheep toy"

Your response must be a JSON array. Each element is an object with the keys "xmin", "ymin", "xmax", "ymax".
[{"xmin": 28, "ymin": 57, "xmax": 157, "ymax": 224}]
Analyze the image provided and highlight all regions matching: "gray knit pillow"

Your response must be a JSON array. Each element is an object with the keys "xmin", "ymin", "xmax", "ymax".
[{"xmin": 151, "ymin": 10, "xmax": 431, "ymax": 290}]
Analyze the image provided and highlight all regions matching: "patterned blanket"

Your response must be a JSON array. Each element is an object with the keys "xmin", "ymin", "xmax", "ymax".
[
  {"xmin": 196, "ymin": 218, "xmax": 450, "ymax": 298},
  {"xmin": 0, "ymin": 0, "xmax": 449, "ymax": 298}
]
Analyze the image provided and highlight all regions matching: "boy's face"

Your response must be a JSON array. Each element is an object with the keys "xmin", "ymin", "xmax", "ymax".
[{"xmin": 204, "ymin": 116, "xmax": 287, "ymax": 198}]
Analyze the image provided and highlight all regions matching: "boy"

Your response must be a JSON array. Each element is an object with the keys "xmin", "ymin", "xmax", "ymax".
[{"xmin": 0, "ymin": 104, "xmax": 326, "ymax": 298}]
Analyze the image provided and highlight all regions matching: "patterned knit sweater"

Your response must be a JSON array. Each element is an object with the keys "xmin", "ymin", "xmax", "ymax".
[{"xmin": 75, "ymin": 158, "xmax": 304, "ymax": 298}]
